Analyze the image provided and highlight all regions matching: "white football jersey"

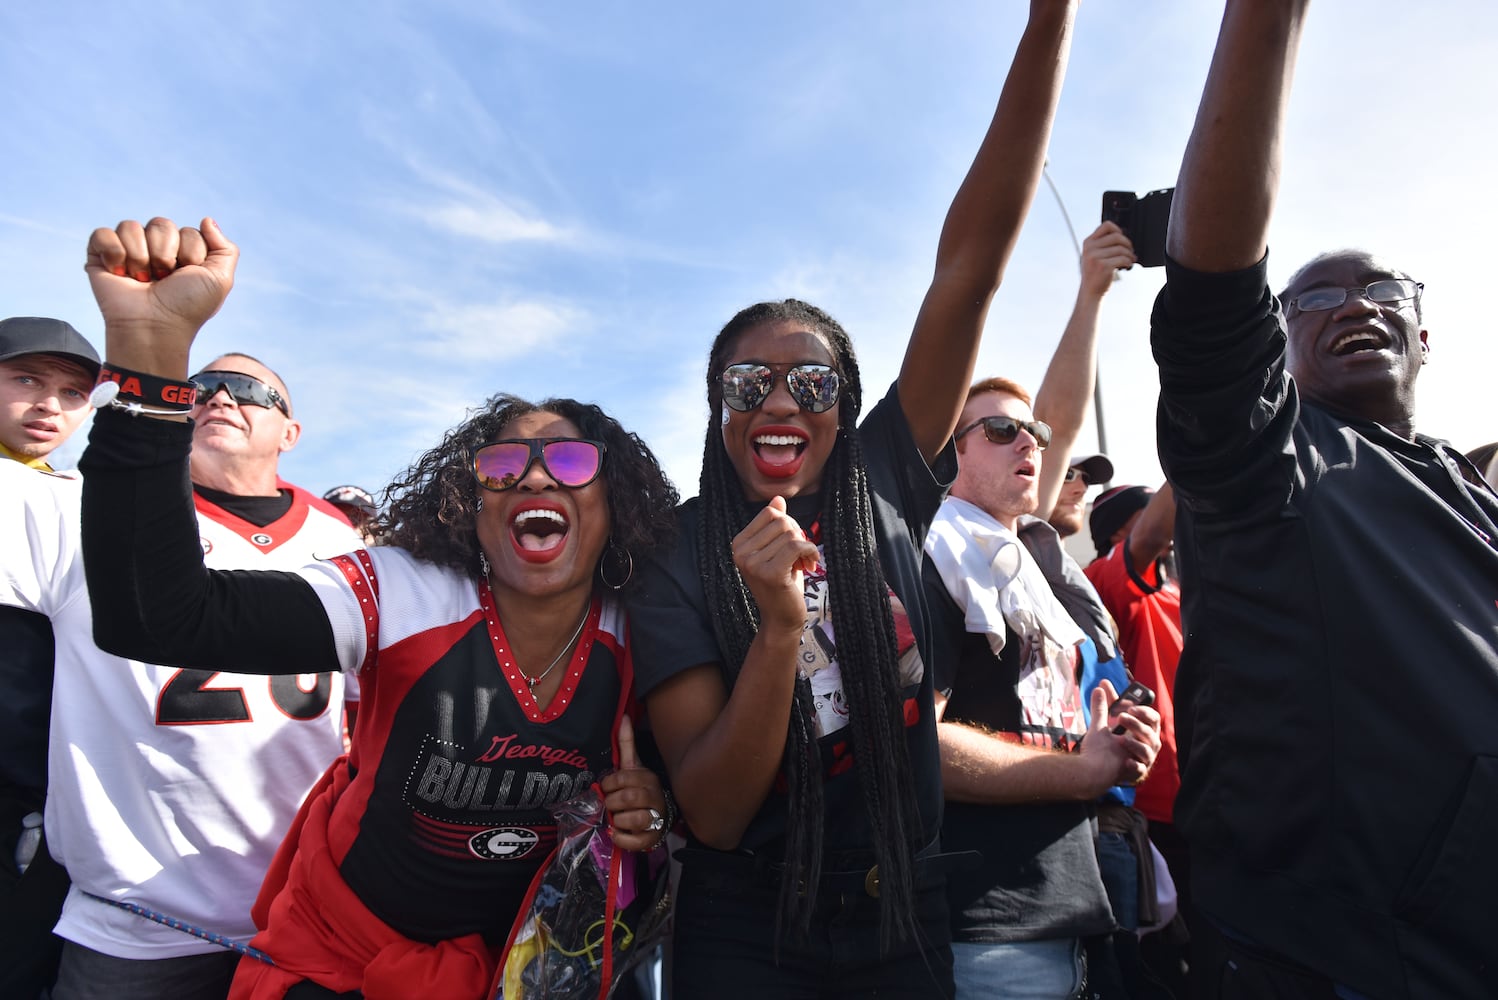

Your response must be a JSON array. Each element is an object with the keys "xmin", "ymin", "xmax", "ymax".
[{"xmin": 7, "ymin": 468, "xmax": 364, "ymax": 959}]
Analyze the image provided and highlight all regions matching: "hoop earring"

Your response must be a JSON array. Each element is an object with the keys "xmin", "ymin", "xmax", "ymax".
[
  {"xmin": 476, "ymin": 495, "xmax": 484, "ymax": 512},
  {"xmin": 479, "ymin": 552, "xmax": 490, "ymax": 578},
  {"xmin": 598, "ymin": 538, "xmax": 633, "ymax": 590}
]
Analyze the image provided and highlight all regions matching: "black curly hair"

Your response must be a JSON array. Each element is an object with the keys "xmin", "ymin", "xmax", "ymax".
[
  {"xmin": 698, "ymin": 299, "xmax": 922, "ymax": 951},
  {"xmin": 381, "ymin": 393, "xmax": 679, "ymax": 589}
]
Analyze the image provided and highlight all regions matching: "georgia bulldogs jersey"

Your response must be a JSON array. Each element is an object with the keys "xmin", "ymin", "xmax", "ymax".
[
  {"xmin": 41, "ymin": 481, "xmax": 362, "ymax": 959},
  {"xmin": 297, "ymin": 548, "xmax": 628, "ymax": 942}
]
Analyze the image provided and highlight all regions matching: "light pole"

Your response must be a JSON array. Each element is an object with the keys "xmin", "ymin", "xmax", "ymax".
[{"xmin": 1041, "ymin": 163, "xmax": 1110, "ymax": 458}]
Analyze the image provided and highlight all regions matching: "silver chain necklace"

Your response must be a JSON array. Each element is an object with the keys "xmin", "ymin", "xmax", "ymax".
[{"xmin": 523, "ymin": 609, "xmax": 589, "ymax": 689}]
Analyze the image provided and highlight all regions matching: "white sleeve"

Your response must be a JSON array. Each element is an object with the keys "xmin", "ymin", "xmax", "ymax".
[
  {"xmin": 296, "ymin": 550, "xmax": 377, "ymax": 676},
  {"xmin": 0, "ymin": 464, "xmax": 84, "ymax": 616}
]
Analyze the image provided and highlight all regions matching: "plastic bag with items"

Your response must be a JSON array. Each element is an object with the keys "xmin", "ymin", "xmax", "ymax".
[{"xmin": 493, "ymin": 786, "xmax": 671, "ymax": 1000}]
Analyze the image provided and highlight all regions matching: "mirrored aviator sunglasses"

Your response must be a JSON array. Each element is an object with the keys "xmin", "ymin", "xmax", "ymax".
[
  {"xmin": 472, "ymin": 438, "xmax": 606, "ymax": 492},
  {"xmin": 190, "ymin": 370, "xmax": 290, "ymax": 416},
  {"xmin": 720, "ymin": 363, "xmax": 841, "ymax": 413}
]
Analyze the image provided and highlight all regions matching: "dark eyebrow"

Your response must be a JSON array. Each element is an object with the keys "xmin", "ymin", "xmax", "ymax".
[{"xmin": 730, "ymin": 359, "xmax": 832, "ymax": 368}]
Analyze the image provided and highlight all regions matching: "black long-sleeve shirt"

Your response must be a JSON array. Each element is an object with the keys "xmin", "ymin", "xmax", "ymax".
[
  {"xmin": 79, "ymin": 408, "xmax": 336, "ymax": 674},
  {"xmin": 1153, "ymin": 256, "xmax": 1498, "ymax": 999}
]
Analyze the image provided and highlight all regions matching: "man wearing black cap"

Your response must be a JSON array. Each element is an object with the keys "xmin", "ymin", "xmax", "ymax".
[
  {"xmin": 0, "ymin": 316, "xmax": 99, "ymax": 998},
  {"xmin": 0, "ymin": 316, "xmax": 100, "ymax": 471},
  {"xmin": 1047, "ymin": 452, "xmax": 1112, "ymax": 542}
]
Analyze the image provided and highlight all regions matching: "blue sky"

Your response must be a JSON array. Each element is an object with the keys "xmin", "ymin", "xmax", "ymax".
[{"xmin": 8, "ymin": 2, "xmax": 1497, "ymax": 502}]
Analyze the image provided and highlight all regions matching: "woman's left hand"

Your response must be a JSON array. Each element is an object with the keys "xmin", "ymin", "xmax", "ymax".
[{"xmin": 601, "ymin": 715, "xmax": 671, "ymax": 852}]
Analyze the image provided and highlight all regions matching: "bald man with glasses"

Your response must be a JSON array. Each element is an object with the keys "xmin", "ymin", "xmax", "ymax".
[
  {"xmin": 1154, "ymin": 2, "xmax": 1498, "ymax": 996},
  {"xmin": 22, "ymin": 347, "xmax": 365, "ymax": 1000}
]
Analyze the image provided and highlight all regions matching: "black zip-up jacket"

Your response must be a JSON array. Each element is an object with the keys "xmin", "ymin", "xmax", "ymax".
[{"xmin": 1152, "ymin": 256, "xmax": 1498, "ymax": 999}]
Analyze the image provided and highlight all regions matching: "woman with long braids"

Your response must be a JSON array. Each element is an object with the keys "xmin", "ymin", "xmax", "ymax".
[
  {"xmin": 627, "ymin": 3, "xmax": 1081, "ymax": 996},
  {"xmin": 72, "ymin": 217, "xmax": 680, "ymax": 999}
]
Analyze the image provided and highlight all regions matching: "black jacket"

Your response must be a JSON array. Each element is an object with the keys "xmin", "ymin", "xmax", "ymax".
[{"xmin": 1153, "ymin": 256, "xmax": 1498, "ymax": 999}]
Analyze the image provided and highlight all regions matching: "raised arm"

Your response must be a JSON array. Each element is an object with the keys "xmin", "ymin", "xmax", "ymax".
[
  {"xmin": 1033, "ymin": 222, "xmax": 1135, "ymax": 518},
  {"xmin": 84, "ymin": 217, "xmax": 237, "ymax": 383},
  {"xmin": 1126, "ymin": 482, "xmax": 1177, "ymax": 570},
  {"xmin": 79, "ymin": 218, "xmax": 338, "ymax": 674},
  {"xmin": 899, "ymin": 0, "xmax": 1078, "ymax": 459},
  {"xmin": 1166, "ymin": 0, "xmax": 1310, "ymax": 273}
]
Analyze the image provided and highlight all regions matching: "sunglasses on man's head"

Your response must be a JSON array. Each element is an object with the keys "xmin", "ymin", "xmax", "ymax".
[
  {"xmin": 190, "ymin": 370, "xmax": 290, "ymax": 416},
  {"xmin": 472, "ymin": 438, "xmax": 606, "ymax": 492},
  {"xmin": 955, "ymin": 415, "xmax": 1052, "ymax": 450},
  {"xmin": 720, "ymin": 363, "xmax": 841, "ymax": 414}
]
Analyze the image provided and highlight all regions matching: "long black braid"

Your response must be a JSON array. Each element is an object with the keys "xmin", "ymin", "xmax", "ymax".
[{"xmin": 697, "ymin": 299, "xmax": 922, "ymax": 951}]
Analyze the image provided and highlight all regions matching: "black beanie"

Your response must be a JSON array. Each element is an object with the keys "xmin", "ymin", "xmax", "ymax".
[{"xmin": 1089, "ymin": 484, "xmax": 1153, "ymax": 556}]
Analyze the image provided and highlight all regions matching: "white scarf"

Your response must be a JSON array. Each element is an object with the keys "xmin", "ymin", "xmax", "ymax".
[{"xmin": 924, "ymin": 495, "xmax": 1086, "ymax": 656}]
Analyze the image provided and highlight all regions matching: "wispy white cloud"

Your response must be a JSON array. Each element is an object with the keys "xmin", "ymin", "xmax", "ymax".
[
  {"xmin": 416, "ymin": 298, "xmax": 588, "ymax": 362},
  {"xmin": 0, "ymin": 214, "xmax": 77, "ymax": 238},
  {"xmin": 422, "ymin": 192, "xmax": 571, "ymax": 245}
]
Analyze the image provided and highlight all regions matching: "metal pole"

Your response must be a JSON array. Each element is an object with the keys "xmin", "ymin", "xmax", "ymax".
[{"xmin": 1041, "ymin": 163, "xmax": 1110, "ymax": 459}]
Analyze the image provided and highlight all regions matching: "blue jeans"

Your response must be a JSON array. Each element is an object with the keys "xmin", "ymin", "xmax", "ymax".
[
  {"xmin": 951, "ymin": 938, "xmax": 1083, "ymax": 1000},
  {"xmin": 1096, "ymin": 831, "xmax": 1140, "ymax": 931}
]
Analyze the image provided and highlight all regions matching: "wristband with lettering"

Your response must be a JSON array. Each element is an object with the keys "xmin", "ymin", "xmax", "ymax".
[{"xmin": 93, "ymin": 363, "xmax": 199, "ymax": 411}]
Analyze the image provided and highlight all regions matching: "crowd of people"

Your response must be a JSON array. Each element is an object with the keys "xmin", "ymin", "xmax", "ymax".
[{"xmin": 3, "ymin": 2, "xmax": 1497, "ymax": 999}]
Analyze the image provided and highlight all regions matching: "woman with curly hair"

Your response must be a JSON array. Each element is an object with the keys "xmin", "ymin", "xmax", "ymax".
[
  {"xmin": 74, "ymin": 218, "xmax": 680, "ymax": 1000},
  {"xmin": 625, "ymin": 5, "xmax": 1083, "ymax": 996}
]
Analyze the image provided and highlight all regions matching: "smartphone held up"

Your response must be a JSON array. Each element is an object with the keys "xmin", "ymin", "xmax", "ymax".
[{"xmin": 1101, "ymin": 188, "xmax": 1174, "ymax": 267}]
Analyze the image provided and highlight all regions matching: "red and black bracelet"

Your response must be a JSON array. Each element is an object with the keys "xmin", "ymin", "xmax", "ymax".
[{"xmin": 92, "ymin": 363, "xmax": 199, "ymax": 416}]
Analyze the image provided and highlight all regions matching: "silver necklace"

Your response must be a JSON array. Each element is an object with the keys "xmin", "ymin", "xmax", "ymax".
[{"xmin": 523, "ymin": 609, "xmax": 589, "ymax": 689}]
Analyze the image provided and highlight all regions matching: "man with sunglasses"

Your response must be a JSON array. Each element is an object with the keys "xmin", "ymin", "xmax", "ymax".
[
  {"xmin": 923, "ymin": 377, "xmax": 1161, "ymax": 999},
  {"xmin": 30, "ymin": 350, "xmax": 364, "ymax": 999},
  {"xmin": 1047, "ymin": 453, "xmax": 1112, "ymax": 542},
  {"xmin": 1155, "ymin": 2, "xmax": 1498, "ymax": 996}
]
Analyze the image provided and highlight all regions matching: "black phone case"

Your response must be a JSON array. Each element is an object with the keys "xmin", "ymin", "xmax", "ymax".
[{"xmin": 1102, "ymin": 188, "xmax": 1174, "ymax": 267}]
